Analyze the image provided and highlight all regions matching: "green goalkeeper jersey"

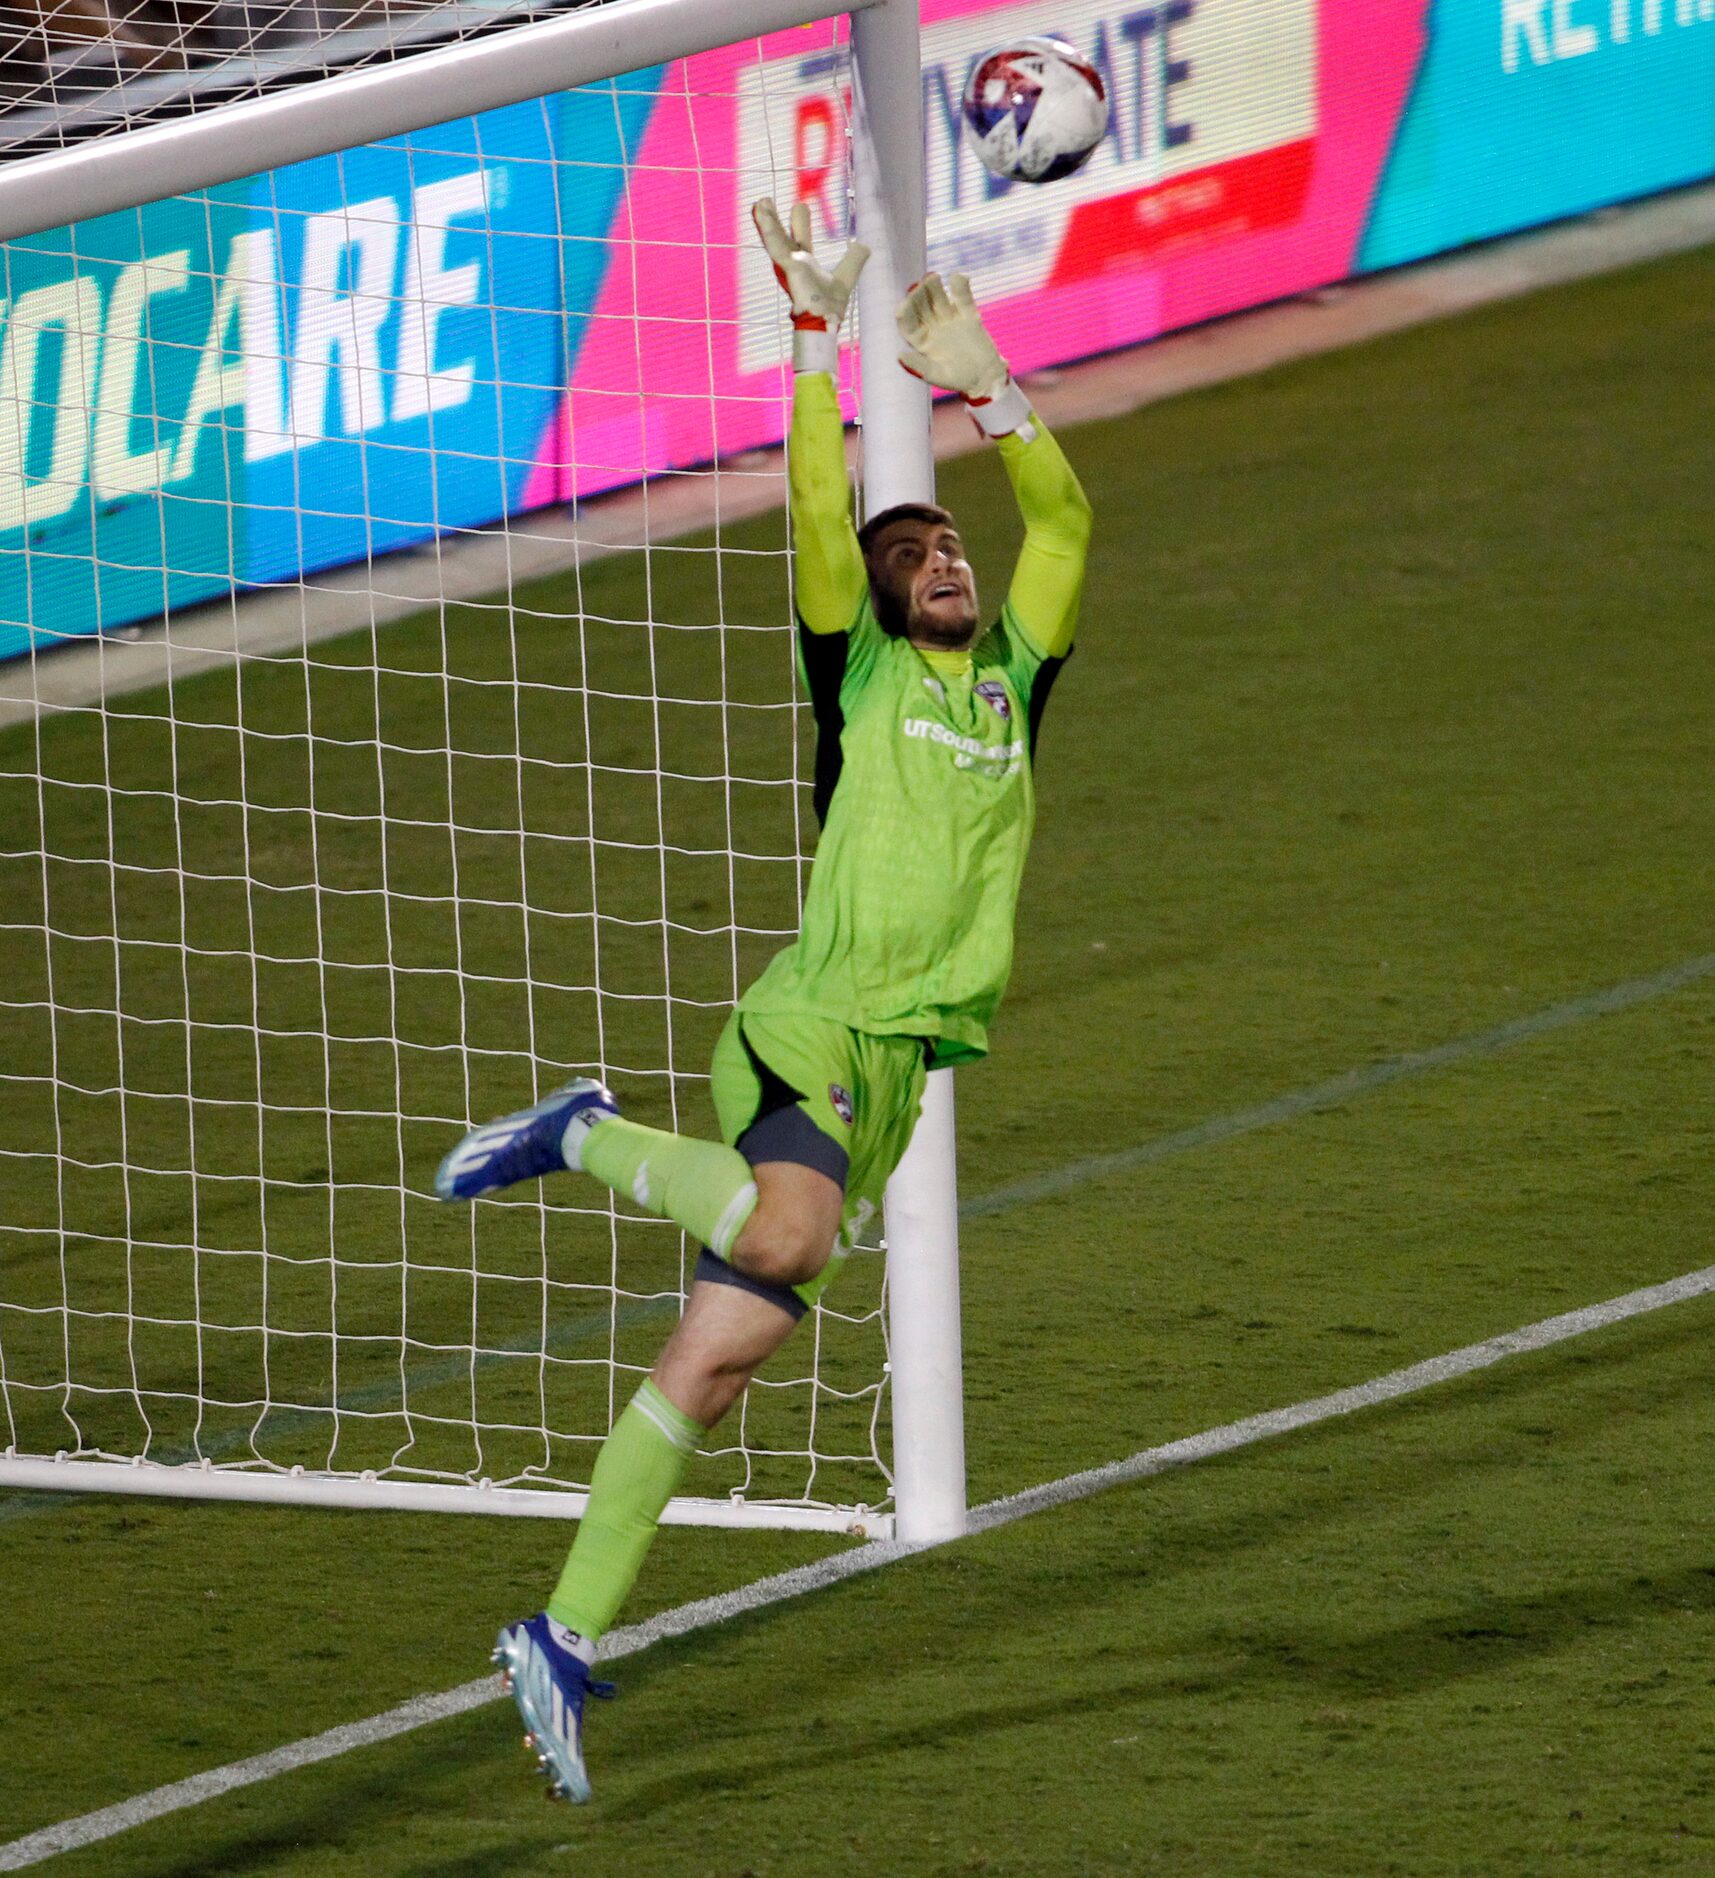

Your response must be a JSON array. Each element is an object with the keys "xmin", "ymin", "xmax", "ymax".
[{"xmin": 738, "ymin": 373, "xmax": 1092, "ymax": 1068}]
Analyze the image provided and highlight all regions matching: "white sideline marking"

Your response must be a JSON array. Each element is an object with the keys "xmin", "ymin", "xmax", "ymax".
[{"xmin": 4, "ymin": 1262, "xmax": 1712, "ymax": 1871}]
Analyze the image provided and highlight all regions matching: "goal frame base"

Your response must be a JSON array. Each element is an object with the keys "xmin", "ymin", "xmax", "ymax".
[{"xmin": 0, "ymin": 1454, "xmax": 895, "ymax": 1538}]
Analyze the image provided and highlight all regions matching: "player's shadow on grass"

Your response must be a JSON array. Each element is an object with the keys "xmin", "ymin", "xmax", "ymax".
[
  {"xmin": 130, "ymin": 1704, "xmax": 663, "ymax": 1878},
  {"xmin": 597, "ymin": 1557, "xmax": 1715, "ymax": 1824},
  {"xmin": 1225, "ymin": 1556, "xmax": 1715, "ymax": 1702},
  {"xmin": 989, "ymin": 1304, "xmax": 1713, "ymax": 1607}
]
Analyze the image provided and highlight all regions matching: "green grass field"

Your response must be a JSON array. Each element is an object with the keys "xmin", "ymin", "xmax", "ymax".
[{"xmin": 3, "ymin": 241, "xmax": 1714, "ymax": 1874}]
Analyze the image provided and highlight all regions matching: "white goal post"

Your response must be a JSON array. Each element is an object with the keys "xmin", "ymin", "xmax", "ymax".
[{"xmin": 0, "ymin": 0, "xmax": 965, "ymax": 1542}]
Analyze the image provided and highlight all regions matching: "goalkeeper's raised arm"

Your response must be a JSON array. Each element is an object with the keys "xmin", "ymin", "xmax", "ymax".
[
  {"xmin": 752, "ymin": 198, "xmax": 870, "ymax": 639},
  {"xmin": 752, "ymin": 200, "xmax": 1090, "ymax": 663},
  {"xmin": 896, "ymin": 271, "xmax": 1092, "ymax": 662}
]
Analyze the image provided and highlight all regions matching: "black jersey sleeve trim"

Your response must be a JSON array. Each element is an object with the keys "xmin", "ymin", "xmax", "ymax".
[
  {"xmin": 797, "ymin": 615, "xmax": 851, "ymax": 826},
  {"xmin": 1025, "ymin": 649, "xmax": 1069, "ymax": 759}
]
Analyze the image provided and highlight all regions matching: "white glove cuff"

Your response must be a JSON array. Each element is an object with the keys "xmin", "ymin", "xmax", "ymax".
[
  {"xmin": 792, "ymin": 327, "xmax": 839, "ymax": 376},
  {"xmin": 967, "ymin": 377, "xmax": 1034, "ymax": 440}
]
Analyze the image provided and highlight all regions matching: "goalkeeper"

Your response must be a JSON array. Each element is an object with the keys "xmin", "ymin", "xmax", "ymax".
[{"xmin": 435, "ymin": 198, "xmax": 1091, "ymax": 1803}]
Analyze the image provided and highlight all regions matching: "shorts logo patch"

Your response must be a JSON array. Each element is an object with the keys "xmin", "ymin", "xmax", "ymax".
[
  {"xmin": 974, "ymin": 679, "xmax": 1012, "ymax": 721},
  {"xmin": 828, "ymin": 1082, "xmax": 854, "ymax": 1127}
]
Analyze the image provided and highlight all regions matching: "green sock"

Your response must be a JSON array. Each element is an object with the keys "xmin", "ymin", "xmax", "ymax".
[
  {"xmin": 579, "ymin": 1117, "xmax": 758, "ymax": 1258},
  {"xmin": 547, "ymin": 1380, "xmax": 704, "ymax": 1640}
]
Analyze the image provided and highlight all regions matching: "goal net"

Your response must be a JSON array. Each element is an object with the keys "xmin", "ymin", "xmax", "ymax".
[{"xmin": 0, "ymin": 0, "xmax": 955, "ymax": 1538}]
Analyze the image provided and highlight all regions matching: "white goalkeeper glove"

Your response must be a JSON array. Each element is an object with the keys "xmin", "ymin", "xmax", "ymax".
[
  {"xmin": 896, "ymin": 272, "xmax": 1033, "ymax": 439},
  {"xmin": 753, "ymin": 197, "xmax": 869, "ymax": 377}
]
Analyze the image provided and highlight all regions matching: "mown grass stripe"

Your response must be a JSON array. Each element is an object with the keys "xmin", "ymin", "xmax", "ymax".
[
  {"xmin": 4, "ymin": 1261, "xmax": 1712, "ymax": 1871},
  {"xmin": 6, "ymin": 948, "xmax": 1711, "ymax": 1531},
  {"xmin": 961, "ymin": 952, "xmax": 1715, "ymax": 1219}
]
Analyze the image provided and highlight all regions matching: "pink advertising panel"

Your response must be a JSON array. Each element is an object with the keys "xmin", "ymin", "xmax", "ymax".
[{"xmin": 533, "ymin": 1, "xmax": 1430, "ymax": 506}]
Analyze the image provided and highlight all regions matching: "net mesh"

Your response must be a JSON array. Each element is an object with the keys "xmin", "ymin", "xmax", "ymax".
[
  {"xmin": 0, "ymin": 24, "xmax": 896, "ymax": 1522},
  {"xmin": 0, "ymin": 0, "xmax": 620, "ymax": 158}
]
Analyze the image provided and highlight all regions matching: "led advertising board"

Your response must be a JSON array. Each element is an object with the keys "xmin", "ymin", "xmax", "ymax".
[{"xmin": 3, "ymin": 0, "xmax": 1712, "ymax": 658}]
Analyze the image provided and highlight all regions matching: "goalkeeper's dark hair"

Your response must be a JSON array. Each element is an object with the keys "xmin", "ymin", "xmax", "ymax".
[{"xmin": 858, "ymin": 501, "xmax": 958, "ymax": 638}]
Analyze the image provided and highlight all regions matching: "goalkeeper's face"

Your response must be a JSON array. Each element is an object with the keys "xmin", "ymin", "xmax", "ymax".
[{"xmin": 866, "ymin": 519, "xmax": 979, "ymax": 650}]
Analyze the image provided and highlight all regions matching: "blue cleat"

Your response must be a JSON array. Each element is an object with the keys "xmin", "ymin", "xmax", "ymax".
[
  {"xmin": 493, "ymin": 1613, "xmax": 615, "ymax": 1803},
  {"xmin": 434, "ymin": 1078, "xmax": 620, "ymax": 1202}
]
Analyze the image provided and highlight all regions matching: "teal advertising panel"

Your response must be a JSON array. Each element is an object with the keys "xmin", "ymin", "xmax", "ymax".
[
  {"xmin": 0, "ymin": 89, "xmax": 652, "ymax": 661},
  {"xmin": 1362, "ymin": 0, "xmax": 1715, "ymax": 270},
  {"xmin": 0, "ymin": 190, "xmax": 253, "ymax": 653}
]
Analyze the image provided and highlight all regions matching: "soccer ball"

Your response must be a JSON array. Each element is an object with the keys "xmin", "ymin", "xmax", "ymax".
[{"xmin": 961, "ymin": 37, "xmax": 1108, "ymax": 186}]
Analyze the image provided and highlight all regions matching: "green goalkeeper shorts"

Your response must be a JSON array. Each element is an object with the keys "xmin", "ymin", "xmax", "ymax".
[{"xmin": 707, "ymin": 1009, "xmax": 927, "ymax": 1310}]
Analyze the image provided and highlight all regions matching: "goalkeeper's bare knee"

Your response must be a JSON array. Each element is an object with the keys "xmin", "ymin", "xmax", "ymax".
[
  {"xmin": 729, "ymin": 1205, "xmax": 835, "ymax": 1289},
  {"xmin": 725, "ymin": 1159, "xmax": 842, "ymax": 1289}
]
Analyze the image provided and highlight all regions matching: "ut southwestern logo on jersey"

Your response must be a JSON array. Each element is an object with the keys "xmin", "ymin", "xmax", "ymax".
[{"xmin": 902, "ymin": 716, "xmax": 1025, "ymax": 777}]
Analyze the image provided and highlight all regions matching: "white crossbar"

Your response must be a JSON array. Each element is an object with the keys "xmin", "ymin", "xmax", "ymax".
[{"xmin": 0, "ymin": 0, "xmax": 882, "ymax": 244}]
